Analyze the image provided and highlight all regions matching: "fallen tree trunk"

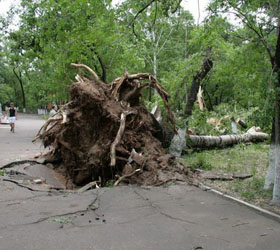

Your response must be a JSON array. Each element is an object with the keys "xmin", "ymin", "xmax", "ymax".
[
  {"xmin": 186, "ymin": 132, "xmax": 269, "ymax": 148},
  {"xmin": 34, "ymin": 64, "xmax": 194, "ymax": 187}
]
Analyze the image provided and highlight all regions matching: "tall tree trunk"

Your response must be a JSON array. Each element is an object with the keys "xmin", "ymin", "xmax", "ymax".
[
  {"xmin": 273, "ymin": 87, "xmax": 280, "ymax": 203},
  {"xmin": 96, "ymin": 55, "xmax": 107, "ymax": 83},
  {"xmin": 13, "ymin": 68, "xmax": 26, "ymax": 111},
  {"xmin": 89, "ymin": 44, "xmax": 107, "ymax": 83},
  {"xmin": 153, "ymin": 51, "xmax": 158, "ymax": 78},
  {"xmin": 271, "ymin": 16, "xmax": 280, "ymax": 203},
  {"xmin": 264, "ymin": 122, "xmax": 275, "ymax": 190},
  {"xmin": 151, "ymin": 30, "xmax": 158, "ymax": 78},
  {"xmin": 185, "ymin": 56, "xmax": 213, "ymax": 117}
]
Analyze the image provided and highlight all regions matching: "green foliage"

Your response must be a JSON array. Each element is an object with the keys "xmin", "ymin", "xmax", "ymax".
[
  {"xmin": 105, "ymin": 180, "xmax": 115, "ymax": 188},
  {"xmin": 0, "ymin": 84, "xmax": 14, "ymax": 104},
  {"xmin": 183, "ymin": 102, "xmax": 269, "ymax": 135},
  {"xmin": 0, "ymin": 0, "xmax": 276, "ymax": 143}
]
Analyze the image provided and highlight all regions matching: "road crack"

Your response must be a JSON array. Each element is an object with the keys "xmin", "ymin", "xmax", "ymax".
[
  {"xmin": 133, "ymin": 188, "xmax": 197, "ymax": 225},
  {"xmin": 18, "ymin": 191, "xmax": 100, "ymax": 226}
]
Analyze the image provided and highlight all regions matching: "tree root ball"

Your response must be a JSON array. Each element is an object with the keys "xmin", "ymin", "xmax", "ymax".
[{"xmin": 35, "ymin": 64, "xmax": 195, "ymax": 187}]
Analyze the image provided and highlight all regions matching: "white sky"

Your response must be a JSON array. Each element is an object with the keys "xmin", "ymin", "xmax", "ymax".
[
  {"xmin": 0, "ymin": 0, "xmax": 18, "ymax": 16},
  {"xmin": 182, "ymin": 0, "xmax": 210, "ymax": 24},
  {"xmin": 0, "ymin": 0, "xmax": 211, "ymax": 23}
]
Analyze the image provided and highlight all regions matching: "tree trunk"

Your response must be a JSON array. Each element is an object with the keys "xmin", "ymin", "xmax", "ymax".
[
  {"xmin": 13, "ymin": 68, "xmax": 26, "ymax": 111},
  {"xmin": 153, "ymin": 51, "xmax": 158, "ymax": 79},
  {"xmin": 271, "ymin": 15, "xmax": 280, "ymax": 203},
  {"xmin": 186, "ymin": 132, "xmax": 269, "ymax": 148},
  {"xmin": 185, "ymin": 56, "xmax": 213, "ymax": 117},
  {"xmin": 273, "ymin": 91, "xmax": 280, "ymax": 203},
  {"xmin": 151, "ymin": 30, "xmax": 158, "ymax": 79},
  {"xmin": 89, "ymin": 44, "xmax": 107, "ymax": 83},
  {"xmin": 264, "ymin": 122, "xmax": 275, "ymax": 190},
  {"xmin": 96, "ymin": 54, "xmax": 107, "ymax": 83}
]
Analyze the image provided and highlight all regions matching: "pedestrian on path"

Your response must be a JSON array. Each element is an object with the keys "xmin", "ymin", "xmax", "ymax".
[
  {"xmin": 7, "ymin": 103, "xmax": 17, "ymax": 133},
  {"xmin": 49, "ymin": 105, "xmax": 57, "ymax": 117}
]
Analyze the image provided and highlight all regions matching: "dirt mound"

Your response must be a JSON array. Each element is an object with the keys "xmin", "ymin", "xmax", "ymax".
[{"xmin": 34, "ymin": 64, "xmax": 194, "ymax": 187}]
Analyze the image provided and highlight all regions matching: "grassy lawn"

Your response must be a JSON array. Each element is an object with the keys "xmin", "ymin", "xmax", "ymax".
[{"xmin": 183, "ymin": 143, "xmax": 279, "ymax": 213}]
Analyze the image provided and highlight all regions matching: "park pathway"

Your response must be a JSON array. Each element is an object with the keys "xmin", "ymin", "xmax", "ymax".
[
  {"xmin": 0, "ymin": 113, "xmax": 45, "ymax": 166},
  {"xmin": 0, "ymin": 114, "xmax": 280, "ymax": 250}
]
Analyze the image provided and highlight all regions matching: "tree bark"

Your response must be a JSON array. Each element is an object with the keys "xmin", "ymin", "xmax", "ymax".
[
  {"xmin": 89, "ymin": 44, "xmax": 107, "ymax": 83},
  {"xmin": 264, "ymin": 122, "xmax": 275, "ymax": 190},
  {"xmin": 273, "ymin": 92, "xmax": 280, "ymax": 203},
  {"xmin": 13, "ymin": 68, "xmax": 26, "ymax": 111},
  {"xmin": 185, "ymin": 56, "xmax": 213, "ymax": 117},
  {"xmin": 271, "ymin": 13, "xmax": 280, "ymax": 203},
  {"xmin": 186, "ymin": 132, "xmax": 269, "ymax": 148}
]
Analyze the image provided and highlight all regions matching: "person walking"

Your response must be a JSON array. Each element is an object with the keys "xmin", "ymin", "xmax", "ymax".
[{"xmin": 7, "ymin": 103, "xmax": 17, "ymax": 133}]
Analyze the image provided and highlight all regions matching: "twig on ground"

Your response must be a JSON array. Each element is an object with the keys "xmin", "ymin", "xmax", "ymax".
[{"xmin": 114, "ymin": 168, "xmax": 141, "ymax": 187}]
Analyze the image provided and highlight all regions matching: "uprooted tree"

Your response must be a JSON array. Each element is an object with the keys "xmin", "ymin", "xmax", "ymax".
[{"xmin": 34, "ymin": 64, "xmax": 194, "ymax": 187}]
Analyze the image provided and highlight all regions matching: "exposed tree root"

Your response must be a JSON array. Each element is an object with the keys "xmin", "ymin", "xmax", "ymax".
[{"xmin": 34, "ymin": 64, "xmax": 194, "ymax": 186}]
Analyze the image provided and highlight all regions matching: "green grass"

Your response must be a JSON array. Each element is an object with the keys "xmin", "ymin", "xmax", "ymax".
[
  {"xmin": 185, "ymin": 143, "xmax": 269, "ymax": 175},
  {"xmin": 229, "ymin": 177, "xmax": 272, "ymax": 202},
  {"xmin": 184, "ymin": 143, "xmax": 273, "ymax": 205},
  {"xmin": 188, "ymin": 154, "xmax": 213, "ymax": 171}
]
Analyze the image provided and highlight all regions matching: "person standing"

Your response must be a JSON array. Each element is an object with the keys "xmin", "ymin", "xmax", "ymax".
[{"xmin": 7, "ymin": 103, "xmax": 17, "ymax": 133}]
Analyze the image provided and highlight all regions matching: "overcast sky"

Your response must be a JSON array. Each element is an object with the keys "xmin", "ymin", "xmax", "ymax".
[
  {"xmin": 182, "ymin": 0, "xmax": 210, "ymax": 23},
  {"xmin": 0, "ymin": 0, "xmax": 210, "ymax": 23},
  {"xmin": 111, "ymin": 0, "xmax": 211, "ymax": 23},
  {"xmin": 0, "ymin": 0, "xmax": 17, "ymax": 15}
]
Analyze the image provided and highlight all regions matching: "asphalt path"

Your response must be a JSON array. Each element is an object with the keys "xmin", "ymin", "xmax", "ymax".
[
  {"xmin": 0, "ymin": 114, "xmax": 280, "ymax": 250},
  {"xmin": 0, "ymin": 113, "xmax": 45, "ymax": 166}
]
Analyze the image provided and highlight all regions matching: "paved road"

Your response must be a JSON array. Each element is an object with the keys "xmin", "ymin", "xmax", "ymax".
[
  {"xmin": 0, "ymin": 113, "xmax": 45, "ymax": 166},
  {"xmin": 0, "ymin": 114, "xmax": 280, "ymax": 250}
]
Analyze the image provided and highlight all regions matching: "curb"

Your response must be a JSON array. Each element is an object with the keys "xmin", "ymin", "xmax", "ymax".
[{"xmin": 200, "ymin": 184, "xmax": 280, "ymax": 223}]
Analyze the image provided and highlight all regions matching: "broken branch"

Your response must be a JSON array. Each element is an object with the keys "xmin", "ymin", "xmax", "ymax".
[{"xmin": 71, "ymin": 63, "xmax": 100, "ymax": 82}]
